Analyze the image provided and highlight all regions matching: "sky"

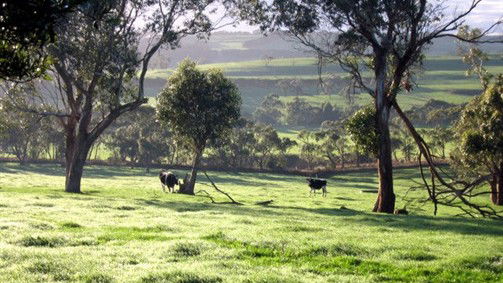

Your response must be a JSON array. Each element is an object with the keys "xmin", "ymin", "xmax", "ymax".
[{"xmin": 217, "ymin": 0, "xmax": 503, "ymax": 34}]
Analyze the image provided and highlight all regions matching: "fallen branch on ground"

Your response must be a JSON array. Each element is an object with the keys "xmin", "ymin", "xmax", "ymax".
[
  {"xmin": 203, "ymin": 171, "xmax": 243, "ymax": 205},
  {"xmin": 195, "ymin": 190, "xmax": 216, "ymax": 203}
]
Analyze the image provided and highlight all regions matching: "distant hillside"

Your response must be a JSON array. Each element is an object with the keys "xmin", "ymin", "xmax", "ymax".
[
  {"xmin": 144, "ymin": 31, "xmax": 503, "ymax": 69},
  {"xmin": 144, "ymin": 56, "xmax": 503, "ymax": 116}
]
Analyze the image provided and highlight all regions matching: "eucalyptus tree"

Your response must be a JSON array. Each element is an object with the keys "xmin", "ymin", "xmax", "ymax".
[
  {"xmin": 157, "ymin": 59, "xmax": 241, "ymax": 195},
  {"xmin": 0, "ymin": 0, "xmax": 86, "ymax": 81},
  {"xmin": 6, "ymin": 0, "xmax": 222, "ymax": 193},
  {"xmin": 454, "ymin": 76, "xmax": 503, "ymax": 205},
  {"xmin": 229, "ymin": 0, "xmax": 501, "ymax": 213}
]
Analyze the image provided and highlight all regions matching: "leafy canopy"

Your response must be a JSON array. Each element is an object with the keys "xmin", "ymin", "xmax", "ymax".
[
  {"xmin": 458, "ymin": 75, "xmax": 503, "ymax": 160},
  {"xmin": 345, "ymin": 105, "xmax": 379, "ymax": 157},
  {"xmin": 157, "ymin": 59, "xmax": 241, "ymax": 150}
]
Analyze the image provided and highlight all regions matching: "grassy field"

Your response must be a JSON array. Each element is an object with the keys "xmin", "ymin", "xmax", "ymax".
[
  {"xmin": 145, "ymin": 56, "xmax": 503, "ymax": 114},
  {"xmin": 0, "ymin": 163, "xmax": 501, "ymax": 282}
]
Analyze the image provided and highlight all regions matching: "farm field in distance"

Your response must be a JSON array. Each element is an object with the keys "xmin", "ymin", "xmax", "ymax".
[
  {"xmin": 0, "ymin": 163, "xmax": 501, "ymax": 282},
  {"xmin": 145, "ymin": 56, "xmax": 503, "ymax": 114}
]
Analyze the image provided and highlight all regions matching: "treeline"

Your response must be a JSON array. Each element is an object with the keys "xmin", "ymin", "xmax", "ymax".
[
  {"xmin": 253, "ymin": 94, "xmax": 346, "ymax": 127},
  {"xmin": 0, "ymin": 98, "xmax": 459, "ymax": 172}
]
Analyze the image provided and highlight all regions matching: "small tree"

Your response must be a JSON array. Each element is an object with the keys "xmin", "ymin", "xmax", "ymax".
[
  {"xmin": 157, "ymin": 59, "xmax": 241, "ymax": 195},
  {"xmin": 345, "ymin": 106, "xmax": 379, "ymax": 160},
  {"xmin": 455, "ymin": 75, "xmax": 503, "ymax": 205},
  {"xmin": 429, "ymin": 127, "xmax": 453, "ymax": 159},
  {"xmin": 298, "ymin": 130, "xmax": 319, "ymax": 170},
  {"xmin": 284, "ymin": 97, "xmax": 314, "ymax": 126},
  {"xmin": 253, "ymin": 94, "xmax": 284, "ymax": 125}
]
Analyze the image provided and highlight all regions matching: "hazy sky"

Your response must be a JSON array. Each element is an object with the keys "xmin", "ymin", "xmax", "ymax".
[{"xmin": 218, "ymin": 0, "xmax": 503, "ymax": 34}]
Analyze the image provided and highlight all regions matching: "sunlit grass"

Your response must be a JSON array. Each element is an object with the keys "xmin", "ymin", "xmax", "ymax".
[{"xmin": 0, "ymin": 163, "xmax": 501, "ymax": 282}]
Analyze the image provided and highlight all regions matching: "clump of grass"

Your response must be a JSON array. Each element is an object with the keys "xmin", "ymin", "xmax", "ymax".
[
  {"xmin": 82, "ymin": 273, "xmax": 115, "ymax": 283},
  {"xmin": 71, "ymin": 237, "xmax": 98, "ymax": 246},
  {"xmin": 172, "ymin": 241, "xmax": 204, "ymax": 257},
  {"xmin": 458, "ymin": 255, "xmax": 503, "ymax": 273},
  {"xmin": 30, "ymin": 222, "xmax": 54, "ymax": 230},
  {"xmin": 141, "ymin": 271, "xmax": 222, "ymax": 283},
  {"xmin": 310, "ymin": 243, "xmax": 366, "ymax": 257},
  {"xmin": 31, "ymin": 203, "xmax": 55, "ymax": 207},
  {"xmin": 288, "ymin": 225, "xmax": 321, "ymax": 232},
  {"xmin": 27, "ymin": 259, "xmax": 73, "ymax": 281},
  {"xmin": 60, "ymin": 222, "xmax": 82, "ymax": 229},
  {"xmin": 394, "ymin": 250, "xmax": 437, "ymax": 261},
  {"xmin": 19, "ymin": 235, "xmax": 65, "ymax": 247},
  {"xmin": 241, "ymin": 241, "xmax": 289, "ymax": 258},
  {"xmin": 116, "ymin": 205, "xmax": 136, "ymax": 211}
]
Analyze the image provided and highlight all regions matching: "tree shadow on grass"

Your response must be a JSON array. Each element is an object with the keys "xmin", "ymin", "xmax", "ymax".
[
  {"xmin": 0, "ymin": 163, "xmax": 160, "ymax": 179},
  {"xmin": 209, "ymin": 173, "xmax": 303, "ymax": 187},
  {"xmin": 265, "ymin": 205, "xmax": 503, "ymax": 237},
  {"xmin": 136, "ymin": 198, "xmax": 283, "ymax": 216}
]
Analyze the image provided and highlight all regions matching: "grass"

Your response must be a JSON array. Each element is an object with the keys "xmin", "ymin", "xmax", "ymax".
[
  {"xmin": 0, "ymin": 163, "xmax": 501, "ymax": 282},
  {"xmin": 144, "ymin": 56, "xmax": 503, "ymax": 115}
]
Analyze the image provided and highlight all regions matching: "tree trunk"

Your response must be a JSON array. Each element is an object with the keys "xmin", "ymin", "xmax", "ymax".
[
  {"xmin": 326, "ymin": 153, "xmax": 337, "ymax": 169},
  {"xmin": 180, "ymin": 148, "xmax": 203, "ymax": 195},
  {"xmin": 372, "ymin": 49, "xmax": 395, "ymax": 213},
  {"xmin": 65, "ymin": 140, "xmax": 91, "ymax": 193},
  {"xmin": 491, "ymin": 165, "xmax": 503, "ymax": 205}
]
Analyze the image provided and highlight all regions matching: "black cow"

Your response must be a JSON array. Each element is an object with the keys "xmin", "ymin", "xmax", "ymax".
[
  {"xmin": 306, "ymin": 178, "xmax": 327, "ymax": 197},
  {"xmin": 159, "ymin": 170, "xmax": 179, "ymax": 193}
]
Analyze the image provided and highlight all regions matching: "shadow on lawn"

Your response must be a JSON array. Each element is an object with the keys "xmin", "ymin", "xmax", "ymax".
[
  {"xmin": 137, "ymin": 198, "xmax": 283, "ymax": 216},
  {"xmin": 0, "ymin": 163, "xmax": 160, "ymax": 179},
  {"xmin": 266, "ymin": 205, "xmax": 503, "ymax": 237},
  {"xmin": 137, "ymin": 196, "xmax": 502, "ymax": 237}
]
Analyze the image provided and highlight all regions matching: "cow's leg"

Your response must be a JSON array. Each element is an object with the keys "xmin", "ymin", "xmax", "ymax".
[
  {"xmin": 161, "ymin": 184, "xmax": 166, "ymax": 192},
  {"xmin": 322, "ymin": 186, "xmax": 327, "ymax": 197}
]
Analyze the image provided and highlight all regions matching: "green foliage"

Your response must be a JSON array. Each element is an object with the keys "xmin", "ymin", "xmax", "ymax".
[
  {"xmin": 345, "ymin": 106, "xmax": 378, "ymax": 157},
  {"xmin": 451, "ymin": 74, "xmax": 503, "ymax": 203},
  {"xmin": 208, "ymin": 120, "xmax": 296, "ymax": 169},
  {"xmin": 0, "ymin": 86, "xmax": 57, "ymax": 163},
  {"xmin": 457, "ymin": 75, "xmax": 503, "ymax": 160},
  {"xmin": 297, "ymin": 130, "xmax": 319, "ymax": 169},
  {"xmin": 284, "ymin": 97, "xmax": 313, "ymax": 126},
  {"xmin": 157, "ymin": 59, "xmax": 241, "ymax": 152},
  {"xmin": 0, "ymin": 0, "xmax": 83, "ymax": 80},
  {"xmin": 104, "ymin": 106, "xmax": 170, "ymax": 168},
  {"xmin": 253, "ymin": 93, "xmax": 284, "ymax": 125}
]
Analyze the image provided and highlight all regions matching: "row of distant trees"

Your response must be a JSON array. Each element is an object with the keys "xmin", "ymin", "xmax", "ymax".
[
  {"xmin": 0, "ymin": 97, "xmax": 453, "ymax": 172},
  {"xmin": 253, "ymin": 91, "xmax": 463, "ymax": 128}
]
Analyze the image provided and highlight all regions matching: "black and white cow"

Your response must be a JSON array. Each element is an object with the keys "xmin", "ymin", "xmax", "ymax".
[
  {"xmin": 159, "ymin": 170, "xmax": 179, "ymax": 193},
  {"xmin": 306, "ymin": 178, "xmax": 327, "ymax": 197}
]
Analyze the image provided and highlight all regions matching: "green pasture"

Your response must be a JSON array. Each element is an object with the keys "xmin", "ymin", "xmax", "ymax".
[
  {"xmin": 0, "ymin": 163, "xmax": 501, "ymax": 282},
  {"xmin": 144, "ymin": 56, "xmax": 503, "ymax": 115}
]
